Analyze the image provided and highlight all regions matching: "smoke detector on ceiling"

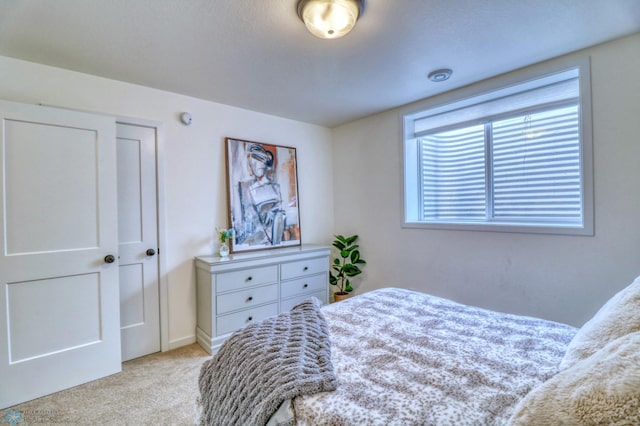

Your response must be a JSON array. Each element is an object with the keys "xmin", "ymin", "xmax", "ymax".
[{"xmin": 428, "ymin": 69, "xmax": 453, "ymax": 82}]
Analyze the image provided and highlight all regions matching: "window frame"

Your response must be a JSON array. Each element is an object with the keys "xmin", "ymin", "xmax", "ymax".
[{"xmin": 402, "ymin": 57, "xmax": 594, "ymax": 236}]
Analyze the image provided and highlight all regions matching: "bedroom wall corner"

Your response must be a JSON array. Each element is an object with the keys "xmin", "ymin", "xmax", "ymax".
[
  {"xmin": 0, "ymin": 55, "xmax": 335, "ymax": 350},
  {"xmin": 331, "ymin": 33, "xmax": 640, "ymax": 327}
]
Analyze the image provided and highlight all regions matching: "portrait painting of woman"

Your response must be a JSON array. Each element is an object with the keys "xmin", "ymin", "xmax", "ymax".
[{"xmin": 225, "ymin": 138, "xmax": 301, "ymax": 253}]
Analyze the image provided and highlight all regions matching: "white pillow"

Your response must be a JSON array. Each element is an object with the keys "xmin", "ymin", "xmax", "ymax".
[
  {"xmin": 509, "ymin": 331, "xmax": 640, "ymax": 425},
  {"xmin": 559, "ymin": 275, "xmax": 640, "ymax": 371}
]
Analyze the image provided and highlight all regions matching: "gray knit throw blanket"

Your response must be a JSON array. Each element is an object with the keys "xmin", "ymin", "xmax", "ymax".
[{"xmin": 198, "ymin": 297, "xmax": 337, "ymax": 426}]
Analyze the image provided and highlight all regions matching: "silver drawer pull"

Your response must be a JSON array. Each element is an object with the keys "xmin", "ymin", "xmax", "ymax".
[
  {"xmin": 303, "ymin": 283, "xmax": 308, "ymax": 288},
  {"xmin": 246, "ymin": 296, "xmax": 253, "ymax": 302}
]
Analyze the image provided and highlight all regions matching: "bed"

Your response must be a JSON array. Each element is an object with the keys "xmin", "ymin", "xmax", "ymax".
[{"xmin": 198, "ymin": 277, "xmax": 640, "ymax": 425}]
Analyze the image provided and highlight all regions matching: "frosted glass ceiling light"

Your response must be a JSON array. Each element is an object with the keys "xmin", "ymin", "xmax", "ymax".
[{"xmin": 297, "ymin": 0, "xmax": 365, "ymax": 39}]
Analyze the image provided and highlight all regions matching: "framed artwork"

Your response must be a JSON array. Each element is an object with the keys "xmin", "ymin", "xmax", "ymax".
[{"xmin": 225, "ymin": 137, "xmax": 301, "ymax": 253}]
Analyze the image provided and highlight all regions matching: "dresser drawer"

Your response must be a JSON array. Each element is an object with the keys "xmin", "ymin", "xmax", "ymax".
[
  {"xmin": 216, "ymin": 284, "xmax": 278, "ymax": 315},
  {"xmin": 281, "ymin": 273, "xmax": 327, "ymax": 299},
  {"xmin": 216, "ymin": 265, "xmax": 278, "ymax": 293},
  {"xmin": 280, "ymin": 257, "xmax": 328, "ymax": 280},
  {"xmin": 281, "ymin": 290, "xmax": 326, "ymax": 312},
  {"xmin": 216, "ymin": 302, "xmax": 278, "ymax": 336}
]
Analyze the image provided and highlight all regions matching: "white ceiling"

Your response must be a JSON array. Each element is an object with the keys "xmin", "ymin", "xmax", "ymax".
[{"xmin": 0, "ymin": 0, "xmax": 639, "ymax": 128}]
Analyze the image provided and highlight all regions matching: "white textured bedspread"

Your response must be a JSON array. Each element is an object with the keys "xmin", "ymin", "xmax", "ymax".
[{"xmin": 294, "ymin": 288, "xmax": 577, "ymax": 426}]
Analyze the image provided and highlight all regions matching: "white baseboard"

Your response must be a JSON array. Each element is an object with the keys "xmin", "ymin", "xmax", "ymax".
[{"xmin": 167, "ymin": 335, "xmax": 196, "ymax": 351}]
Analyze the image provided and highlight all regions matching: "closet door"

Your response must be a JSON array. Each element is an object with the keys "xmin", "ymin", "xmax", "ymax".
[
  {"xmin": 0, "ymin": 100, "xmax": 121, "ymax": 408},
  {"xmin": 117, "ymin": 123, "xmax": 160, "ymax": 361}
]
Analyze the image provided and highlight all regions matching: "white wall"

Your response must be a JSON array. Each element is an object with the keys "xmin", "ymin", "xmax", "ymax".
[
  {"xmin": 0, "ymin": 56, "xmax": 334, "ymax": 349},
  {"xmin": 332, "ymin": 33, "xmax": 640, "ymax": 327}
]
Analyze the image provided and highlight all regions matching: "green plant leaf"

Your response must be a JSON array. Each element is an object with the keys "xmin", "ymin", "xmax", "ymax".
[
  {"xmin": 344, "ymin": 283, "xmax": 353, "ymax": 292},
  {"xmin": 342, "ymin": 264, "xmax": 362, "ymax": 276}
]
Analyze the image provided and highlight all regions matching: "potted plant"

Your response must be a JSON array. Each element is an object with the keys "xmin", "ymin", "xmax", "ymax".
[
  {"xmin": 329, "ymin": 234, "xmax": 366, "ymax": 302},
  {"xmin": 216, "ymin": 227, "xmax": 233, "ymax": 257}
]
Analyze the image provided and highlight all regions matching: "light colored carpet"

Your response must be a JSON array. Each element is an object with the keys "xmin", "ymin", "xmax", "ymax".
[{"xmin": 7, "ymin": 344, "xmax": 211, "ymax": 425}]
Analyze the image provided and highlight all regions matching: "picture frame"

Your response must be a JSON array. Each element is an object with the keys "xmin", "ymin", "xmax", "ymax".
[{"xmin": 224, "ymin": 137, "xmax": 301, "ymax": 253}]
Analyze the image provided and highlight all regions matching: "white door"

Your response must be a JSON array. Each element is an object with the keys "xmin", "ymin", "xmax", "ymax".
[
  {"xmin": 0, "ymin": 100, "xmax": 121, "ymax": 408},
  {"xmin": 116, "ymin": 123, "xmax": 160, "ymax": 361}
]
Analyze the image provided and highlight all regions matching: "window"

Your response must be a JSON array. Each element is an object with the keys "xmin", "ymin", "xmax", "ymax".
[{"xmin": 403, "ymin": 59, "xmax": 593, "ymax": 235}]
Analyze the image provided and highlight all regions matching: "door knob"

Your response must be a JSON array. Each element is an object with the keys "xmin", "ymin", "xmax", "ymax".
[
  {"xmin": 146, "ymin": 248, "xmax": 156, "ymax": 256},
  {"xmin": 104, "ymin": 255, "xmax": 116, "ymax": 264}
]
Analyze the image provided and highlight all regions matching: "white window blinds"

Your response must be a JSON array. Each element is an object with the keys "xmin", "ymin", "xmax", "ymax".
[
  {"xmin": 404, "ymin": 64, "xmax": 591, "ymax": 233},
  {"xmin": 492, "ymin": 105, "xmax": 581, "ymax": 222},
  {"xmin": 413, "ymin": 69, "xmax": 579, "ymax": 135},
  {"xmin": 419, "ymin": 125, "xmax": 486, "ymax": 220}
]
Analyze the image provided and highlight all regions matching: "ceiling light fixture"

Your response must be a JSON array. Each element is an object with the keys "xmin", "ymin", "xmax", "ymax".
[
  {"xmin": 428, "ymin": 69, "xmax": 453, "ymax": 82},
  {"xmin": 297, "ymin": 0, "xmax": 365, "ymax": 40}
]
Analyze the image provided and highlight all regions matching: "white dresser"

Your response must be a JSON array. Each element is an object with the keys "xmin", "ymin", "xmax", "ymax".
[{"xmin": 195, "ymin": 244, "xmax": 330, "ymax": 354}]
